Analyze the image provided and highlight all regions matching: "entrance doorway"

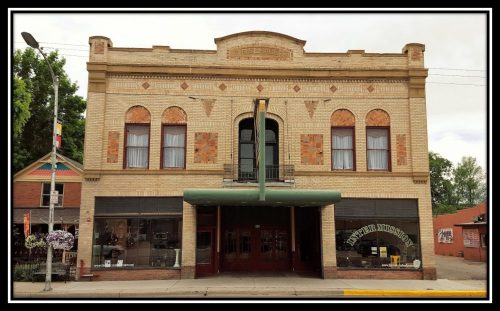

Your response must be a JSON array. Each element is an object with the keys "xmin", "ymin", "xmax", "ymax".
[{"xmin": 221, "ymin": 206, "xmax": 290, "ymax": 271}]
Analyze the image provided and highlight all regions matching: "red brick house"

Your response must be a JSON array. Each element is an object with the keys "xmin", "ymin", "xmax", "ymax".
[
  {"xmin": 433, "ymin": 202, "xmax": 487, "ymax": 262},
  {"xmin": 12, "ymin": 153, "xmax": 83, "ymax": 263}
]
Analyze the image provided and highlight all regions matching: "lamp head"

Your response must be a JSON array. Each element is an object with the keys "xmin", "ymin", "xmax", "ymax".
[{"xmin": 21, "ymin": 32, "xmax": 39, "ymax": 49}]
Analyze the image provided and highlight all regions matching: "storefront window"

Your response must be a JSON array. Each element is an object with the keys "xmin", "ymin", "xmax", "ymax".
[
  {"xmin": 92, "ymin": 217, "xmax": 181, "ymax": 269},
  {"xmin": 336, "ymin": 218, "xmax": 421, "ymax": 270}
]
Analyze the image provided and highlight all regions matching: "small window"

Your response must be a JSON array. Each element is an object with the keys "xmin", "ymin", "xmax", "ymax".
[
  {"xmin": 332, "ymin": 128, "xmax": 354, "ymax": 170},
  {"xmin": 367, "ymin": 128, "xmax": 390, "ymax": 170},
  {"xmin": 163, "ymin": 125, "xmax": 186, "ymax": 168},
  {"xmin": 41, "ymin": 183, "xmax": 64, "ymax": 207},
  {"xmin": 125, "ymin": 125, "xmax": 149, "ymax": 168}
]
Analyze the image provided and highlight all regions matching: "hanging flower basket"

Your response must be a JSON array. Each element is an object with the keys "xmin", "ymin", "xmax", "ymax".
[
  {"xmin": 25, "ymin": 233, "xmax": 47, "ymax": 249},
  {"xmin": 46, "ymin": 230, "xmax": 74, "ymax": 250}
]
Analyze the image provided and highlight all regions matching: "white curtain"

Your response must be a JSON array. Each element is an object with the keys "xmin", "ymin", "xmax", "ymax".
[
  {"xmin": 164, "ymin": 126, "xmax": 186, "ymax": 168},
  {"xmin": 367, "ymin": 128, "xmax": 388, "ymax": 170},
  {"xmin": 332, "ymin": 128, "xmax": 353, "ymax": 169},
  {"xmin": 126, "ymin": 126, "xmax": 149, "ymax": 168}
]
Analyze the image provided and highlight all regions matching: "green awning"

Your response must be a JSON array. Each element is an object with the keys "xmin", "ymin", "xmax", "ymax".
[{"xmin": 183, "ymin": 188, "xmax": 341, "ymax": 207}]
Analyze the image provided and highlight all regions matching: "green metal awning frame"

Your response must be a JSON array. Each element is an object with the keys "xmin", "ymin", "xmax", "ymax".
[{"xmin": 183, "ymin": 98, "xmax": 341, "ymax": 207}]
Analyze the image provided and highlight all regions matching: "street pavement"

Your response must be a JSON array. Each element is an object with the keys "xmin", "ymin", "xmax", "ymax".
[{"xmin": 11, "ymin": 255, "xmax": 488, "ymax": 300}]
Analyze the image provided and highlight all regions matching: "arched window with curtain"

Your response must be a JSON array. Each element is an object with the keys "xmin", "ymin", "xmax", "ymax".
[
  {"xmin": 238, "ymin": 118, "xmax": 279, "ymax": 180},
  {"xmin": 365, "ymin": 109, "xmax": 391, "ymax": 171},
  {"xmin": 161, "ymin": 107, "xmax": 187, "ymax": 169},
  {"xmin": 331, "ymin": 109, "xmax": 356, "ymax": 170},
  {"xmin": 124, "ymin": 106, "xmax": 151, "ymax": 169}
]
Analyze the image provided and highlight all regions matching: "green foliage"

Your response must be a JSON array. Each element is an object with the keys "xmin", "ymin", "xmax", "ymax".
[
  {"xmin": 429, "ymin": 152, "xmax": 486, "ymax": 215},
  {"xmin": 13, "ymin": 77, "xmax": 31, "ymax": 139},
  {"xmin": 13, "ymin": 263, "xmax": 38, "ymax": 281},
  {"xmin": 12, "ymin": 48, "xmax": 86, "ymax": 172},
  {"xmin": 432, "ymin": 204, "xmax": 458, "ymax": 216},
  {"xmin": 429, "ymin": 152, "xmax": 456, "ymax": 207},
  {"xmin": 453, "ymin": 156, "xmax": 486, "ymax": 206}
]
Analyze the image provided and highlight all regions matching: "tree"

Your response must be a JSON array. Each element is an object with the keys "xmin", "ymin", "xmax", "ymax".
[
  {"xmin": 453, "ymin": 156, "xmax": 486, "ymax": 206},
  {"xmin": 429, "ymin": 152, "xmax": 456, "ymax": 208},
  {"xmin": 12, "ymin": 48, "xmax": 86, "ymax": 172}
]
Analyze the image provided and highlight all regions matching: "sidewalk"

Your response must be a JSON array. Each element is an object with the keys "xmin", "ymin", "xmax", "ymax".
[{"xmin": 13, "ymin": 276, "xmax": 487, "ymax": 299}]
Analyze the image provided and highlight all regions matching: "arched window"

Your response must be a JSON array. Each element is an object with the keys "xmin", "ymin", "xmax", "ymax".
[
  {"xmin": 238, "ymin": 118, "xmax": 279, "ymax": 180},
  {"xmin": 365, "ymin": 109, "xmax": 391, "ymax": 171},
  {"xmin": 161, "ymin": 107, "xmax": 187, "ymax": 169},
  {"xmin": 124, "ymin": 106, "xmax": 151, "ymax": 169},
  {"xmin": 331, "ymin": 109, "xmax": 356, "ymax": 170}
]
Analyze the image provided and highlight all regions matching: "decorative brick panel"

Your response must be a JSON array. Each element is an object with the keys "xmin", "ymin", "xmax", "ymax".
[
  {"xmin": 331, "ymin": 109, "xmax": 355, "ymax": 126},
  {"xmin": 106, "ymin": 131, "xmax": 120, "ymax": 163},
  {"xmin": 300, "ymin": 134, "xmax": 323, "ymax": 165},
  {"xmin": 396, "ymin": 134, "xmax": 407, "ymax": 165},
  {"xmin": 180, "ymin": 82, "xmax": 189, "ymax": 90},
  {"xmin": 125, "ymin": 106, "xmax": 151, "ymax": 123},
  {"xmin": 365, "ymin": 109, "xmax": 390, "ymax": 126},
  {"xmin": 304, "ymin": 101, "xmax": 318, "ymax": 118},
  {"xmin": 194, "ymin": 132, "xmax": 218, "ymax": 164},
  {"xmin": 201, "ymin": 99, "xmax": 216, "ymax": 117},
  {"xmin": 256, "ymin": 84, "xmax": 264, "ymax": 92},
  {"xmin": 162, "ymin": 106, "xmax": 187, "ymax": 124},
  {"xmin": 94, "ymin": 42, "xmax": 104, "ymax": 54},
  {"xmin": 411, "ymin": 49, "xmax": 421, "ymax": 61}
]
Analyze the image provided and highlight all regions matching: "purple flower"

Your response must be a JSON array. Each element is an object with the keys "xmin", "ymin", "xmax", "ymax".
[{"xmin": 46, "ymin": 230, "xmax": 74, "ymax": 250}]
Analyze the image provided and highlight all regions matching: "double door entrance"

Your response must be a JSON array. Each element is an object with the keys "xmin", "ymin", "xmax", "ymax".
[
  {"xmin": 221, "ymin": 206, "xmax": 291, "ymax": 272},
  {"xmin": 221, "ymin": 225, "xmax": 289, "ymax": 271},
  {"xmin": 196, "ymin": 206, "xmax": 322, "ymax": 275}
]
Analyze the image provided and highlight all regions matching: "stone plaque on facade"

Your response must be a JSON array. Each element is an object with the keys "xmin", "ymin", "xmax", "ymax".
[{"xmin": 227, "ymin": 45, "xmax": 292, "ymax": 61}]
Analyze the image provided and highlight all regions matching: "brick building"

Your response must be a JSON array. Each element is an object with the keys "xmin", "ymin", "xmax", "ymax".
[
  {"xmin": 13, "ymin": 153, "xmax": 82, "ymax": 263},
  {"xmin": 77, "ymin": 31, "xmax": 436, "ymax": 280},
  {"xmin": 433, "ymin": 202, "xmax": 487, "ymax": 262}
]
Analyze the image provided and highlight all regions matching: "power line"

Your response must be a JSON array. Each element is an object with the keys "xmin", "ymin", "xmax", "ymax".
[
  {"xmin": 429, "ymin": 73, "xmax": 486, "ymax": 78},
  {"xmin": 39, "ymin": 41, "xmax": 88, "ymax": 47},
  {"xmin": 427, "ymin": 81, "xmax": 486, "ymax": 87},
  {"xmin": 429, "ymin": 67, "xmax": 485, "ymax": 72},
  {"xmin": 44, "ymin": 46, "xmax": 89, "ymax": 52}
]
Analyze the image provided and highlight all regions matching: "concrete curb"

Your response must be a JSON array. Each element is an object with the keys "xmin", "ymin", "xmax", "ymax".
[
  {"xmin": 343, "ymin": 290, "xmax": 487, "ymax": 297},
  {"xmin": 14, "ymin": 289, "xmax": 486, "ymax": 298}
]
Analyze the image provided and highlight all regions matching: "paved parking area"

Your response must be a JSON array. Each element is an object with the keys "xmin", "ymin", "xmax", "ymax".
[{"xmin": 435, "ymin": 255, "xmax": 487, "ymax": 280}]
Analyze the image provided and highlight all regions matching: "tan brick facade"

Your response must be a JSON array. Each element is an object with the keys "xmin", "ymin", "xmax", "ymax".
[{"xmin": 79, "ymin": 32, "xmax": 434, "ymax": 281}]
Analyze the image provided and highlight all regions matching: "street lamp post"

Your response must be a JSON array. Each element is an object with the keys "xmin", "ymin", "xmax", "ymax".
[{"xmin": 21, "ymin": 32, "xmax": 58, "ymax": 291}]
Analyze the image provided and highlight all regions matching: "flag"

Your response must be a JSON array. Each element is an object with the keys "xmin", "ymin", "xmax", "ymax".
[
  {"xmin": 23, "ymin": 211, "xmax": 30, "ymax": 238},
  {"xmin": 56, "ymin": 135, "xmax": 62, "ymax": 149},
  {"xmin": 56, "ymin": 121, "xmax": 62, "ymax": 136}
]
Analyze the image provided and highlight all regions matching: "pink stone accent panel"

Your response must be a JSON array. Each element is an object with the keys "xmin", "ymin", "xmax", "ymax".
[
  {"xmin": 331, "ymin": 109, "xmax": 355, "ymax": 126},
  {"xmin": 107, "ymin": 131, "xmax": 120, "ymax": 163},
  {"xmin": 162, "ymin": 106, "xmax": 187, "ymax": 124},
  {"xmin": 365, "ymin": 109, "xmax": 390, "ymax": 126},
  {"xmin": 397, "ymin": 134, "xmax": 407, "ymax": 165},
  {"xmin": 300, "ymin": 134, "xmax": 323, "ymax": 165},
  {"xmin": 194, "ymin": 132, "xmax": 218, "ymax": 164},
  {"xmin": 125, "ymin": 106, "xmax": 151, "ymax": 123}
]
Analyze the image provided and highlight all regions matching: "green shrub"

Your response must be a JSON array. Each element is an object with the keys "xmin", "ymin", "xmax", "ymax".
[{"xmin": 13, "ymin": 263, "xmax": 38, "ymax": 281}]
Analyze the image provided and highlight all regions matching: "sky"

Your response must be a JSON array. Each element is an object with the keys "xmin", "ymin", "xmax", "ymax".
[{"xmin": 11, "ymin": 10, "xmax": 489, "ymax": 171}]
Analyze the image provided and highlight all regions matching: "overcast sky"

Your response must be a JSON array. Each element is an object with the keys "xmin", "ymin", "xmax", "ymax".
[{"xmin": 11, "ymin": 11, "xmax": 489, "ymax": 171}]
